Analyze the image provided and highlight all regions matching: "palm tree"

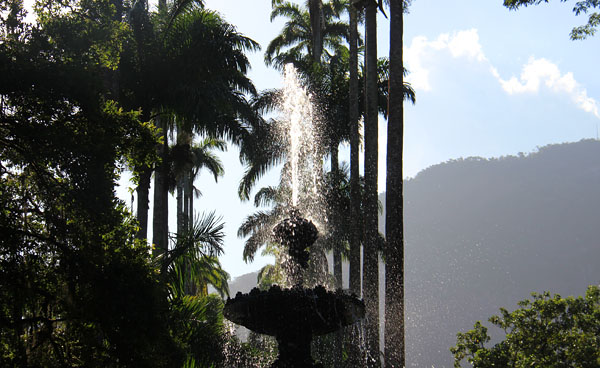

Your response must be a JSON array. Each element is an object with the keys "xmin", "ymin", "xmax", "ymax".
[
  {"xmin": 346, "ymin": 4, "xmax": 363, "ymax": 366},
  {"xmin": 361, "ymin": 0, "xmax": 382, "ymax": 364},
  {"xmin": 160, "ymin": 211, "xmax": 230, "ymax": 365},
  {"xmin": 154, "ymin": 5, "xmax": 259, "ymax": 257},
  {"xmin": 348, "ymin": 0, "xmax": 362, "ymax": 304},
  {"xmin": 315, "ymin": 48, "xmax": 418, "ymax": 290},
  {"xmin": 123, "ymin": 2, "xmax": 259, "ymax": 256},
  {"xmin": 173, "ymin": 129, "xmax": 193, "ymax": 236},
  {"xmin": 384, "ymin": 1, "xmax": 411, "ymax": 366},
  {"xmin": 355, "ymin": 4, "xmax": 415, "ymax": 366},
  {"xmin": 187, "ymin": 138, "xmax": 226, "ymax": 221},
  {"xmin": 171, "ymin": 135, "xmax": 226, "ymax": 241},
  {"xmin": 124, "ymin": 0, "xmax": 158, "ymax": 243},
  {"xmin": 265, "ymin": 0, "xmax": 349, "ymax": 72},
  {"xmin": 153, "ymin": 116, "xmax": 170, "ymax": 257},
  {"xmin": 168, "ymin": 130, "xmax": 227, "ymax": 297}
]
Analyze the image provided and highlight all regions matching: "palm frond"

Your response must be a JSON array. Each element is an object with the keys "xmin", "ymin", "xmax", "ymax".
[
  {"xmin": 237, "ymin": 118, "xmax": 286, "ymax": 201},
  {"xmin": 376, "ymin": 57, "xmax": 415, "ymax": 118},
  {"xmin": 168, "ymin": 293, "xmax": 225, "ymax": 365},
  {"xmin": 161, "ymin": 211, "xmax": 225, "ymax": 273},
  {"xmin": 237, "ymin": 209, "xmax": 278, "ymax": 263},
  {"xmin": 243, "ymin": 233, "xmax": 272, "ymax": 263},
  {"xmin": 153, "ymin": 7, "xmax": 259, "ymax": 146},
  {"xmin": 163, "ymin": 0, "xmax": 204, "ymax": 35},
  {"xmin": 237, "ymin": 210, "xmax": 273, "ymax": 239},
  {"xmin": 163, "ymin": 212, "xmax": 229, "ymax": 301},
  {"xmin": 265, "ymin": 28, "xmax": 312, "ymax": 66},
  {"xmin": 188, "ymin": 255, "xmax": 230, "ymax": 297},
  {"xmin": 253, "ymin": 186, "xmax": 280, "ymax": 207},
  {"xmin": 238, "ymin": 153, "xmax": 284, "ymax": 201},
  {"xmin": 323, "ymin": 21, "xmax": 351, "ymax": 42},
  {"xmin": 252, "ymin": 89, "xmax": 282, "ymax": 114},
  {"xmin": 270, "ymin": 2, "xmax": 304, "ymax": 22},
  {"xmin": 190, "ymin": 147, "xmax": 224, "ymax": 182}
]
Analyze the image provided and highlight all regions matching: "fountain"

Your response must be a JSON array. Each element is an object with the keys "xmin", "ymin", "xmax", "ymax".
[
  {"xmin": 224, "ymin": 209, "xmax": 365, "ymax": 367},
  {"xmin": 224, "ymin": 65, "xmax": 364, "ymax": 367}
]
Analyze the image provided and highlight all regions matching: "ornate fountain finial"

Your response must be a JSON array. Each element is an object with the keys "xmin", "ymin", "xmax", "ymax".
[{"xmin": 272, "ymin": 208, "xmax": 318, "ymax": 269}]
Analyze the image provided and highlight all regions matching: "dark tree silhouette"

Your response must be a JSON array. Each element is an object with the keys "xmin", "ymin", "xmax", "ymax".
[
  {"xmin": 384, "ymin": 0, "xmax": 406, "ymax": 366},
  {"xmin": 362, "ymin": 0, "xmax": 381, "ymax": 365},
  {"xmin": 504, "ymin": 0, "xmax": 600, "ymax": 40}
]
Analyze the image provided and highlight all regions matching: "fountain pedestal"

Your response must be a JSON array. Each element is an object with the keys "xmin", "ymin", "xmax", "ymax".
[{"xmin": 274, "ymin": 329, "xmax": 314, "ymax": 367}]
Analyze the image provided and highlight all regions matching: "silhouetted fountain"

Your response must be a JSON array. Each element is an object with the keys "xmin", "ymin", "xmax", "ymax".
[
  {"xmin": 224, "ymin": 209, "xmax": 365, "ymax": 367},
  {"xmin": 225, "ymin": 64, "xmax": 363, "ymax": 366}
]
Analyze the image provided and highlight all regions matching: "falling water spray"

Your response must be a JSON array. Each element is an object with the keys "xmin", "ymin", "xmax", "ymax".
[{"xmin": 280, "ymin": 64, "xmax": 321, "ymax": 208}]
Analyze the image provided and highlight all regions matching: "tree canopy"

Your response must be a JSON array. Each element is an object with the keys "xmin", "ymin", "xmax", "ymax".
[
  {"xmin": 0, "ymin": 1, "xmax": 246, "ymax": 366},
  {"xmin": 503, "ymin": 0, "xmax": 600, "ymax": 39},
  {"xmin": 451, "ymin": 285, "xmax": 600, "ymax": 367}
]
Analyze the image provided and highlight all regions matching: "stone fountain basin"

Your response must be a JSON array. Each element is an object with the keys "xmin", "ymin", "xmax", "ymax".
[{"xmin": 224, "ymin": 285, "xmax": 365, "ymax": 337}]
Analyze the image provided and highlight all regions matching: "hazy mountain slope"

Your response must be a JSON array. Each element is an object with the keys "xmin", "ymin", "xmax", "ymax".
[
  {"xmin": 228, "ymin": 272, "xmax": 260, "ymax": 295},
  {"xmin": 391, "ymin": 139, "xmax": 600, "ymax": 367}
]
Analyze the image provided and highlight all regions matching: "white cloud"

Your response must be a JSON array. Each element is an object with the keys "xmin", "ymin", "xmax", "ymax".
[
  {"xmin": 405, "ymin": 29, "xmax": 600, "ymax": 119},
  {"xmin": 497, "ymin": 57, "xmax": 600, "ymax": 118},
  {"xmin": 405, "ymin": 29, "xmax": 487, "ymax": 91},
  {"xmin": 447, "ymin": 29, "xmax": 487, "ymax": 62},
  {"xmin": 404, "ymin": 36, "xmax": 435, "ymax": 91}
]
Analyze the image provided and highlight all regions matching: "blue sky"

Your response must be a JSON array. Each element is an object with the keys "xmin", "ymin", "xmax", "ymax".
[{"xmin": 114, "ymin": 0, "xmax": 600, "ymax": 278}]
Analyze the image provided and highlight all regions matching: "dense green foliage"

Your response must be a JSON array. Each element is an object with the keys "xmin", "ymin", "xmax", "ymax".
[
  {"xmin": 503, "ymin": 0, "xmax": 600, "ymax": 39},
  {"xmin": 0, "ymin": 0, "xmax": 243, "ymax": 366},
  {"xmin": 451, "ymin": 285, "xmax": 600, "ymax": 367},
  {"xmin": 0, "ymin": 2, "xmax": 170, "ymax": 365}
]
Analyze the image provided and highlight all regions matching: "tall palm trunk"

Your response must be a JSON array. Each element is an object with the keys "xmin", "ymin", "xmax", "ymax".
[
  {"xmin": 135, "ymin": 108, "xmax": 152, "ymax": 242},
  {"xmin": 309, "ymin": 0, "xmax": 326, "ymax": 213},
  {"xmin": 185, "ymin": 163, "xmax": 200, "ymax": 296},
  {"xmin": 183, "ymin": 170, "xmax": 190, "ymax": 229},
  {"xmin": 177, "ymin": 129, "xmax": 193, "ymax": 236},
  {"xmin": 174, "ymin": 129, "xmax": 198, "ymax": 295},
  {"xmin": 135, "ymin": 167, "xmax": 151, "ymax": 241},
  {"xmin": 152, "ymin": 116, "xmax": 169, "ymax": 258},
  {"xmin": 384, "ymin": 2, "xmax": 405, "ymax": 367},
  {"xmin": 176, "ymin": 180, "xmax": 184, "ymax": 238},
  {"xmin": 175, "ymin": 131, "xmax": 188, "ymax": 239},
  {"xmin": 186, "ymin": 169, "xmax": 193, "ymax": 228},
  {"xmin": 347, "ymin": 4, "xmax": 363, "ymax": 367},
  {"xmin": 330, "ymin": 142, "xmax": 343, "ymax": 368},
  {"xmin": 309, "ymin": 0, "xmax": 324, "ymax": 62},
  {"xmin": 348, "ymin": 0, "xmax": 361, "ymax": 299},
  {"xmin": 182, "ymin": 168, "xmax": 197, "ymax": 296},
  {"xmin": 331, "ymin": 143, "xmax": 342, "ymax": 289},
  {"xmin": 363, "ymin": 1, "xmax": 380, "ymax": 366}
]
